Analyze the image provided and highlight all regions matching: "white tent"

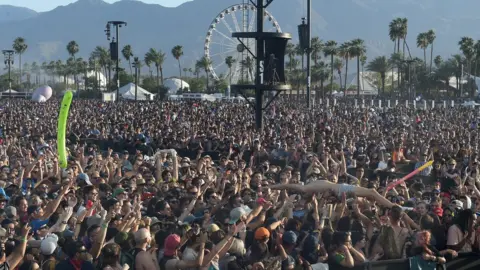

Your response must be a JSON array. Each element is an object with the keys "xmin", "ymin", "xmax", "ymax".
[
  {"xmin": 2, "ymin": 89, "xmax": 17, "ymax": 93},
  {"xmin": 164, "ymin": 78, "xmax": 190, "ymax": 94},
  {"xmin": 110, "ymin": 83, "xmax": 155, "ymax": 100},
  {"xmin": 462, "ymin": 101, "xmax": 480, "ymax": 107},
  {"xmin": 344, "ymin": 72, "xmax": 378, "ymax": 95}
]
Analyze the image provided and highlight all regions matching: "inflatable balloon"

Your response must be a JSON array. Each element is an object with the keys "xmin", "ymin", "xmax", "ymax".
[
  {"xmin": 32, "ymin": 92, "xmax": 47, "ymax": 103},
  {"xmin": 57, "ymin": 91, "xmax": 73, "ymax": 168},
  {"xmin": 33, "ymin": 86, "xmax": 53, "ymax": 100}
]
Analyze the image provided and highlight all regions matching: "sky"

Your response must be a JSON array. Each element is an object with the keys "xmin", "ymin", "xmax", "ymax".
[{"xmin": 1, "ymin": 0, "xmax": 190, "ymax": 12}]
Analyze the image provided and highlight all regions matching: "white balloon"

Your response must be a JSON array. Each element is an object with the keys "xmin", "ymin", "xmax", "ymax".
[
  {"xmin": 32, "ymin": 93, "xmax": 47, "ymax": 103},
  {"xmin": 33, "ymin": 85, "xmax": 53, "ymax": 100}
]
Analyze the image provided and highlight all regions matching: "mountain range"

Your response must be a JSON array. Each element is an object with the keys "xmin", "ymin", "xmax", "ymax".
[{"xmin": 1, "ymin": 0, "xmax": 480, "ymax": 76}]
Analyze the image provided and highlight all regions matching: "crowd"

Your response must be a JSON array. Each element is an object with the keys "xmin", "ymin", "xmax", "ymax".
[{"xmin": 0, "ymin": 98, "xmax": 478, "ymax": 270}]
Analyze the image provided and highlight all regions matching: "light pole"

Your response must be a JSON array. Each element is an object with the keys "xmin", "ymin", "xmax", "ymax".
[
  {"xmin": 105, "ymin": 21, "xmax": 127, "ymax": 101},
  {"xmin": 2, "ymin": 50, "xmax": 14, "ymax": 93},
  {"xmin": 132, "ymin": 57, "xmax": 139, "ymax": 101},
  {"xmin": 298, "ymin": 0, "xmax": 312, "ymax": 108}
]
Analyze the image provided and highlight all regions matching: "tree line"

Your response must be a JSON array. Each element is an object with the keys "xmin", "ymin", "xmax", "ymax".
[{"xmin": 2, "ymin": 17, "xmax": 480, "ymax": 99}]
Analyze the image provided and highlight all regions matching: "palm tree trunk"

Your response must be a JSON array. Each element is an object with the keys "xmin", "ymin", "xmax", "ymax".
[
  {"xmin": 160, "ymin": 67, "xmax": 164, "ymax": 85},
  {"xmin": 423, "ymin": 49, "xmax": 427, "ymax": 69},
  {"xmin": 357, "ymin": 56, "xmax": 361, "ymax": 96},
  {"xmin": 301, "ymin": 54, "xmax": 305, "ymax": 96},
  {"xmin": 206, "ymin": 71, "xmax": 209, "ymax": 91},
  {"xmin": 381, "ymin": 73, "xmax": 386, "ymax": 95},
  {"xmin": 429, "ymin": 43, "xmax": 434, "ymax": 73},
  {"xmin": 178, "ymin": 60, "xmax": 182, "ymax": 90},
  {"xmin": 344, "ymin": 58, "xmax": 349, "ymax": 91},
  {"xmin": 19, "ymin": 54, "xmax": 22, "ymax": 84},
  {"xmin": 129, "ymin": 60, "xmax": 132, "ymax": 76},
  {"xmin": 156, "ymin": 65, "xmax": 160, "ymax": 86},
  {"xmin": 330, "ymin": 55, "xmax": 334, "ymax": 92},
  {"xmin": 338, "ymin": 72, "xmax": 343, "ymax": 90}
]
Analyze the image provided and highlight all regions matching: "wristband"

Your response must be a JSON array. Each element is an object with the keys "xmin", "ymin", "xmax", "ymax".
[
  {"xmin": 21, "ymin": 237, "xmax": 27, "ymax": 243},
  {"xmin": 61, "ymin": 221, "xmax": 68, "ymax": 224},
  {"xmin": 101, "ymin": 224, "xmax": 108, "ymax": 229}
]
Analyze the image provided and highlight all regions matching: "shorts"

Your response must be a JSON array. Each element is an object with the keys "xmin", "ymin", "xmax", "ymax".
[{"xmin": 338, "ymin": 183, "xmax": 355, "ymax": 197}]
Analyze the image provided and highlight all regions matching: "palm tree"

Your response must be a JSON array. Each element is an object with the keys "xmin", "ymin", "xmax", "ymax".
[
  {"xmin": 350, "ymin": 39, "xmax": 367, "ymax": 96},
  {"xmin": 389, "ymin": 53, "xmax": 403, "ymax": 93},
  {"xmin": 121, "ymin": 45, "xmax": 134, "ymax": 76},
  {"xmin": 399, "ymin": 18, "xmax": 408, "ymax": 58},
  {"xmin": 225, "ymin": 56, "xmax": 236, "ymax": 85},
  {"xmin": 339, "ymin": 41, "xmax": 353, "ymax": 90},
  {"xmin": 426, "ymin": 30, "xmax": 436, "ymax": 72},
  {"xmin": 196, "ymin": 56, "xmax": 213, "ymax": 91},
  {"xmin": 171, "ymin": 45, "xmax": 184, "ymax": 89},
  {"xmin": 66, "ymin": 40, "xmax": 80, "ymax": 89},
  {"xmin": 144, "ymin": 56, "xmax": 153, "ymax": 78},
  {"xmin": 294, "ymin": 43, "xmax": 306, "ymax": 95},
  {"xmin": 323, "ymin": 40, "xmax": 337, "ymax": 93},
  {"xmin": 416, "ymin": 32, "xmax": 429, "ymax": 68},
  {"xmin": 31, "ymin": 62, "xmax": 39, "ymax": 85},
  {"xmin": 389, "ymin": 18, "xmax": 402, "ymax": 54},
  {"xmin": 474, "ymin": 40, "xmax": 480, "ymax": 77},
  {"xmin": 366, "ymin": 56, "xmax": 390, "ymax": 95},
  {"xmin": 12, "ymin": 37, "xmax": 28, "ymax": 84},
  {"xmin": 459, "ymin": 37, "xmax": 475, "ymax": 96},
  {"xmin": 312, "ymin": 61, "xmax": 330, "ymax": 97},
  {"xmin": 91, "ymin": 46, "xmax": 110, "ymax": 82},
  {"xmin": 183, "ymin": 68, "xmax": 188, "ymax": 78},
  {"xmin": 285, "ymin": 42, "xmax": 296, "ymax": 72},
  {"xmin": 23, "ymin": 62, "xmax": 31, "ymax": 86},
  {"xmin": 76, "ymin": 58, "xmax": 88, "ymax": 90},
  {"xmin": 241, "ymin": 56, "xmax": 255, "ymax": 83},
  {"xmin": 145, "ymin": 48, "xmax": 166, "ymax": 86},
  {"xmin": 333, "ymin": 58, "xmax": 344, "ymax": 90},
  {"xmin": 434, "ymin": 55, "xmax": 443, "ymax": 69},
  {"xmin": 311, "ymin": 37, "xmax": 323, "ymax": 65},
  {"xmin": 360, "ymin": 55, "xmax": 367, "ymax": 91}
]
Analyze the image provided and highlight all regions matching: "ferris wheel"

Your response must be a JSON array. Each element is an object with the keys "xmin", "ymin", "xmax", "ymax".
[{"xmin": 204, "ymin": 3, "xmax": 282, "ymax": 84}]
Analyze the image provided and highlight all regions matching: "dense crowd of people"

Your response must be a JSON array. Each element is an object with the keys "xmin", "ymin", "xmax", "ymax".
[{"xmin": 0, "ymin": 97, "xmax": 478, "ymax": 270}]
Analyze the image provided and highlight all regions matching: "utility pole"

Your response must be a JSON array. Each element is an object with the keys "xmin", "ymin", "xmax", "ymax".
[
  {"xmin": 105, "ymin": 21, "xmax": 127, "ymax": 101},
  {"xmin": 133, "ymin": 57, "xmax": 139, "ymax": 101},
  {"xmin": 2, "ymin": 50, "xmax": 14, "ymax": 93},
  {"xmin": 306, "ymin": 0, "xmax": 312, "ymax": 108}
]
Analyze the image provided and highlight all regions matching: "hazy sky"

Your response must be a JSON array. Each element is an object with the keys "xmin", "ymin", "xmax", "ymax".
[{"xmin": 2, "ymin": 0, "xmax": 190, "ymax": 12}]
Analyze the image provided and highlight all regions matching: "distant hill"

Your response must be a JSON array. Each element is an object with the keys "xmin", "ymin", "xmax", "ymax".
[
  {"xmin": 0, "ymin": 0, "xmax": 480, "ymax": 76},
  {"xmin": 0, "ymin": 5, "xmax": 38, "ymax": 22}
]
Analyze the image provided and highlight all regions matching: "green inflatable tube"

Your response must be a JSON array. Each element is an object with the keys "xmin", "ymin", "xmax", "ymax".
[{"xmin": 57, "ymin": 91, "xmax": 73, "ymax": 168}]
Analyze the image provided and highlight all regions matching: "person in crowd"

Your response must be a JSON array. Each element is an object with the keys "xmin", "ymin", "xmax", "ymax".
[{"xmin": 1, "ymin": 97, "xmax": 478, "ymax": 270}]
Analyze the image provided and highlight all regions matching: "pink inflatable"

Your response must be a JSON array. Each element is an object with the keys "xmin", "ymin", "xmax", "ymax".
[{"xmin": 33, "ymin": 86, "xmax": 53, "ymax": 100}]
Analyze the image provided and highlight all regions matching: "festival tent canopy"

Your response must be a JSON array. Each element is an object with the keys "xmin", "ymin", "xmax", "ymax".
[
  {"xmin": 1, "ymin": 89, "xmax": 17, "ymax": 93},
  {"xmin": 110, "ymin": 83, "xmax": 155, "ymax": 100}
]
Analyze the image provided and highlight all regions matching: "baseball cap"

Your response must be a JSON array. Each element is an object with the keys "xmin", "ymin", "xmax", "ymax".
[
  {"xmin": 40, "ymin": 234, "xmax": 59, "ymax": 255},
  {"xmin": 207, "ymin": 224, "xmax": 220, "ymax": 233},
  {"xmin": 163, "ymin": 234, "xmax": 181, "ymax": 256},
  {"xmin": 229, "ymin": 206, "xmax": 252, "ymax": 224},
  {"xmin": 282, "ymin": 231, "xmax": 298, "ymax": 245},
  {"xmin": 4, "ymin": 206, "xmax": 16, "ymax": 218},
  {"xmin": 77, "ymin": 173, "xmax": 92, "ymax": 186},
  {"xmin": 254, "ymin": 227, "xmax": 270, "ymax": 240},
  {"xmin": 113, "ymin": 188, "xmax": 126, "ymax": 197},
  {"xmin": 451, "ymin": 200, "xmax": 463, "ymax": 210}
]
